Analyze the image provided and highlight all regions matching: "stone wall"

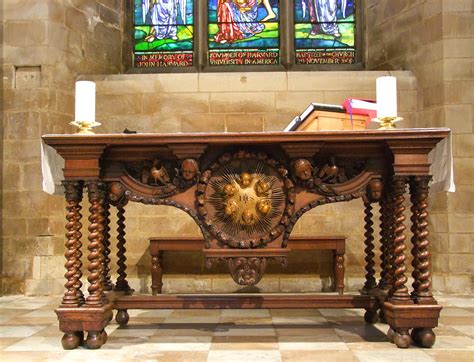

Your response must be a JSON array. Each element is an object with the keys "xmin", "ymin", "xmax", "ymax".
[
  {"xmin": 365, "ymin": 0, "xmax": 473, "ymax": 293},
  {"xmin": 1, "ymin": 0, "xmax": 124, "ymax": 294},
  {"xmin": 1, "ymin": 0, "xmax": 472, "ymax": 295}
]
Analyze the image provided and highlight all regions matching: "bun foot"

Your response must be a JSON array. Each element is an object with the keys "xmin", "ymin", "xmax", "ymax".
[
  {"xmin": 411, "ymin": 327, "xmax": 436, "ymax": 348},
  {"xmin": 364, "ymin": 309, "xmax": 379, "ymax": 324},
  {"xmin": 387, "ymin": 327, "xmax": 395, "ymax": 343},
  {"xmin": 116, "ymin": 309, "xmax": 129, "ymax": 325},
  {"xmin": 101, "ymin": 329, "xmax": 108, "ymax": 344},
  {"xmin": 86, "ymin": 330, "xmax": 104, "ymax": 349},
  {"xmin": 394, "ymin": 329, "xmax": 412, "ymax": 349},
  {"xmin": 61, "ymin": 332, "xmax": 81, "ymax": 350}
]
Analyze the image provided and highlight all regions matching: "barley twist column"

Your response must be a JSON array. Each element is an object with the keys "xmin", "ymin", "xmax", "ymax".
[
  {"xmin": 378, "ymin": 194, "xmax": 392, "ymax": 291},
  {"xmin": 61, "ymin": 181, "xmax": 84, "ymax": 307},
  {"xmin": 114, "ymin": 201, "xmax": 131, "ymax": 293},
  {"xmin": 85, "ymin": 181, "xmax": 107, "ymax": 307},
  {"xmin": 412, "ymin": 176, "xmax": 435, "ymax": 304},
  {"xmin": 409, "ymin": 178, "xmax": 420, "ymax": 299},
  {"xmin": 390, "ymin": 176, "xmax": 411, "ymax": 303},
  {"xmin": 102, "ymin": 200, "xmax": 114, "ymax": 291},
  {"xmin": 73, "ymin": 192, "xmax": 85, "ymax": 305},
  {"xmin": 362, "ymin": 201, "xmax": 377, "ymax": 293}
]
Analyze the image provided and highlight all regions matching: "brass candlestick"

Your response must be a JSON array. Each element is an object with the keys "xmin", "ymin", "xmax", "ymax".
[
  {"xmin": 374, "ymin": 116, "xmax": 403, "ymax": 130},
  {"xmin": 70, "ymin": 120, "xmax": 101, "ymax": 134}
]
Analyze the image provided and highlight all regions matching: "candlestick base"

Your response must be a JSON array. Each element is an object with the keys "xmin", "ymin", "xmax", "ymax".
[
  {"xmin": 373, "ymin": 117, "xmax": 403, "ymax": 130},
  {"xmin": 70, "ymin": 121, "xmax": 101, "ymax": 134}
]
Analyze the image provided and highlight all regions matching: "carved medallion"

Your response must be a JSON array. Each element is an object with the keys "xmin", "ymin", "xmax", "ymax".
[{"xmin": 197, "ymin": 151, "xmax": 295, "ymax": 248}]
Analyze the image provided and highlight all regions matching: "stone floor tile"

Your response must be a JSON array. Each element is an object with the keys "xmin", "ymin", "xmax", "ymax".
[
  {"xmin": 424, "ymin": 350, "xmax": 474, "ymax": 361},
  {"xmin": 353, "ymin": 349, "xmax": 434, "ymax": 361},
  {"xmin": 138, "ymin": 335, "xmax": 212, "ymax": 351},
  {"xmin": 211, "ymin": 335, "xmax": 278, "ymax": 350},
  {"xmin": 271, "ymin": 316, "xmax": 329, "ymax": 325},
  {"xmin": 109, "ymin": 325, "xmax": 158, "ymax": 338},
  {"xmin": 4, "ymin": 336, "xmax": 64, "ymax": 351},
  {"xmin": 0, "ymin": 337, "xmax": 21, "ymax": 351},
  {"xmin": 133, "ymin": 351, "xmax": 208, "ymax": 362},
  {"xmin": 431, "ymin": 335, "xmax": 474, "ymax": 350},
  {"xmin": 440, "ymin": 307, "xmax": 474, "ymax": 317},
  {"xmin": 220, "ymin": 309, "xmax": 271, "ymax": 318},
  {"xmin": 275, "ymin": 324, "xmax": 335, "ymax": 336},
  {"xmin": 131, "ymin": 309, "xmax": 173, "ymax": 318},
  {"xmin": 171, "ymin": 309, "xmax": 222, "ymax": 317},
  {"xmin": 152, "ymin": 323, "xmax": 217, "ymax": 337},
  {"xmin": 334, "ymin": 324, "xmax": 388, "ymax": 343},
  {"xmin": 63, "ymin": 349, "xmax": 140, "ymax": 361},
  {"xmin": 207, "ymin": 350, "xmax": 281, "ymax": 362},
  {"xmin": 278, "ymin": 335, "xmax": 347, "ymax": 350},
  {"xmin": 1, "ymin": 351, "xmax": 69, "ymax": 362},
  {"xmin": 213, "ymin": 323, "xmax": 276, "ymax": 337},
  {"xmin": 270, "ymin": 308, "xmax": 322, "ymax": 317},
  {"xmin": 163, "ymin": 316, "xmax": 220, "ymax": 324},
  {"xmin": 219, "ymin": 316, "xmax": 273, "ymax": 325},
  {"xmin": 439, "ymin": 316, "xmax": 474, "ymax": 325},
  {"xmin": 0, "ymin": 325, "xmax": 46, "ymax": 338},
  {"xmin": 318, "ymin": 308, "xmax": 365, "ymax": 317},
  {"xmin": 450, "ymin": 325, "xmax": 474, "ymax": 338},
  {"xmin": 281, "ymin": 350, "xmax": 358, "ymax": 361}
]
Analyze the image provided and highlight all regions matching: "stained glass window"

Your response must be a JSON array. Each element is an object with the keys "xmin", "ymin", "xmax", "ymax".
[
  {"xmin": 131, "ymin": 0, "xmax": 360, "ymax": 70},
  {"xmin": 207, "ymin": 0, "xmax": 280, "ymax": 66},
  {"xmin": 133, "ymin": 0, "xmax": 195, "ymax": 68},
  {"xmin": 294, "ymin": 0, "xmax": 356, "ymax": 65}
]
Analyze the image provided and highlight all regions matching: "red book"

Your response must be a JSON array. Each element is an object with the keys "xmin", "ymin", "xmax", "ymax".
[{"xmin": 342, "ymin": 98, "xmax": 377, "ymax": 120}]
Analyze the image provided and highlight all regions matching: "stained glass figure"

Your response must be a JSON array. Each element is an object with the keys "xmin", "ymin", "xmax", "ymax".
[
  {"xmin": 294, "ymin": 0, "xmax": 356, "ymax": 65},
  {"xmin": 208, "ymin": 0, "xmax": 280, "ymax": 66},
  {"xmin": 134, "ymin": 0, "xmax": 194, "ymax": 68}
]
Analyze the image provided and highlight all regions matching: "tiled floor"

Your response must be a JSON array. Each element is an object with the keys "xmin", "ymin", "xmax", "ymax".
[{"xmin": 0, "ymin": 294, "xmax": 473, "ymax": 361}]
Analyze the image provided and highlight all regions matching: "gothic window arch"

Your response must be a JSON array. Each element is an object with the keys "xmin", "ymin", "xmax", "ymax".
[{"xmin": 131, "ymin": 0, "xmax": 361, "ymax": 71}]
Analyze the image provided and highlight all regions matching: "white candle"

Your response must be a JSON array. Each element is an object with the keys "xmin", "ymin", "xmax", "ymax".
[
  {"xmin": 376, "ymin": 76, "xmax": 397, "ymax": 119},
  {"xmin": 75, "ymin": 81, "xmax": 96, "ymax": 124}
]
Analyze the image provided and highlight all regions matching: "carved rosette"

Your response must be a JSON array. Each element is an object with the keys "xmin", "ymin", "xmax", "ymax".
[{"xmin": 197, "ymin": 151, "xmax": 295, "ymax": 248}]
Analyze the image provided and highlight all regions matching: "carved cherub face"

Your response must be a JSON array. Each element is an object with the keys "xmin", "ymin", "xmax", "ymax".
[
  {"xmin": 224, "ymin": 200, "xmax": 238, "ymax": 216},
  {"xmin": 367, "ymin": 179, "xmax": 383, "ymax": 201},
  {"xmin": 257, "ymin": 200, "xmax": 271, "ymax": 215},
  {"xmin": 240, "ymin": 172, "xmax": 252, "ymax": 187},
  {"xmin": 181, "ymin": 159, "xmax": 198, "ymax": 181},
  {"xmin": 293, "ymin": 159, "xmax": 313, "ymax": 181},
  {"xmin": 241, "ymin": 209, "xmax": 255, "ymax": 225},
  {"xmin": 255, "ymin": 180, "xmax": 270, "ymax": 196},
  {"xmin": 223, "ymin": 183, "xmax": 237, "ymax": 196}
]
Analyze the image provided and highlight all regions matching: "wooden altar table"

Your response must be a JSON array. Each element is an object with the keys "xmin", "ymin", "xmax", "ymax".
[{"xmin": 42, "ymin": 129, "xmax": 449, "ymax": 350}]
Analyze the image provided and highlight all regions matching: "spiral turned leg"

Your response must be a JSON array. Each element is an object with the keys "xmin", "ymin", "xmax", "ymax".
[
  {"xmin": 389, "ymin": 176, "xmax": 411, "ymax": 304},
  {"xmin": 102, "ymin": 200, "xmax": 114, "ymax": 291},
  {"xmin": 61, "ymin": 181, "xmax": 84, "ymax": 307},
  {"xmin": 85, "ymin": 181, "xmax": 107, "ymax": 307},
  {"xmin": 411, "ymin": 176, "xmax": 435, "ymax": 304},
  {"xmin": 409, "ymin": 179, "xmax": 420, "ymax": 300},
  {"xmin": 362, "ymin": 201, "xmax": 377, "ymax": 294},
  {"xmin": 114, "ymin": 203, "xmax": 132, "ymax": 294},
  {"xmin": 378, "ymin": 194, "xmax": 392, "ymax": 291}
]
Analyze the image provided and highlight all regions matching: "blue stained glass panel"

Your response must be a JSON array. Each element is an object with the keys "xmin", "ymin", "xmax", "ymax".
[
  {"xmin": 134, "ymin": 0, "xmax": 194, "ymax": 67},
  {"xmin": 294, "ymin": 0, "xmax": 356, "ymax": 65}
]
